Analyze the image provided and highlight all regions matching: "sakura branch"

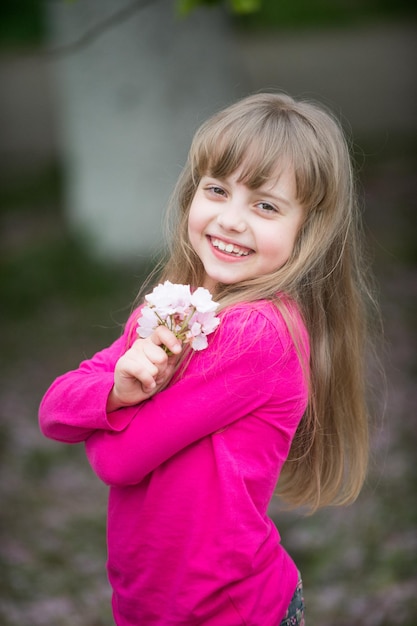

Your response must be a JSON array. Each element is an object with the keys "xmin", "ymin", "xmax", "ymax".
[{"xmin": 137, "ymin": 281, "xmax": 220, "ymax": 352}]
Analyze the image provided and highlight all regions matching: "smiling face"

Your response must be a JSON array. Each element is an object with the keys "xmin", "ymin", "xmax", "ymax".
[{"xmin": 187, "ymin": 164, "xmax": 305, "ymax": 291}]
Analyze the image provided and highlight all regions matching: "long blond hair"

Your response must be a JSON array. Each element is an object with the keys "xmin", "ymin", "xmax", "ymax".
[{"xmin": 139, "ymin": 92, "xmax": 378, "ymax": 511}]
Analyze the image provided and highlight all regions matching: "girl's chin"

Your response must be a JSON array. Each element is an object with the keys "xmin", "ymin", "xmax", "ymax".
[{"xmin": 203, "ymin": 272, "xmax": 247, "ymax": 289}]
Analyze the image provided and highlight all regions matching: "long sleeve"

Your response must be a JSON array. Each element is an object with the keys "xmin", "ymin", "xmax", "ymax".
[
  {"xmin": 85, "ymin": 302, "xmax": 309, "ymax": 486},
  {"xmin": 38, "ymin": 313, "xmax": 141, "ymax": 443}
]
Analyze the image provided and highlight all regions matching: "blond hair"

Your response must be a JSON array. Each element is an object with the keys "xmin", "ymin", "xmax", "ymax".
[{"xmin": 139, "ymin": 92, "xmax": 378, "ymax": 512}]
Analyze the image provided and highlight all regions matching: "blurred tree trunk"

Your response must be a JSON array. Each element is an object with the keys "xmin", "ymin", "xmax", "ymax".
[{"xmin": 46, "ymin": 0, "xmax": 245, "ymax": 261}]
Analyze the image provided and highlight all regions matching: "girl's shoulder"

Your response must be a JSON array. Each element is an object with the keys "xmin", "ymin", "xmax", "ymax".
[
  {"xmin": 220, "ymin": 296, "xmax": 306, "ymax": 332},
  {"xmin": 217, "ymin": 296, "xmax": 309, "ymax": 355}
]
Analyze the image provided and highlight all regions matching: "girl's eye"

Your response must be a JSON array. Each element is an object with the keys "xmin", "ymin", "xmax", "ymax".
[
  {"xmin": 207, "ymin": 185, "xmax": 226, "ymax": 197},
  {"xmin": 257, "ymin": 202, "xmax": 278, "ymax": 214}
]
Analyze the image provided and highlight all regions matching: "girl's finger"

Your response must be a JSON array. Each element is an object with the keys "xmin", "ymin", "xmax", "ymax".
[{"xmin": 148, "ymin": 326, "xmax": 182, "ymax": 354}]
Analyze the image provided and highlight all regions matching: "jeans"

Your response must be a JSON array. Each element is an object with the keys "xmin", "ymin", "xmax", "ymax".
[{"xmin": 279, "ymin": 572, "xmax": 305, "ymax": 626}]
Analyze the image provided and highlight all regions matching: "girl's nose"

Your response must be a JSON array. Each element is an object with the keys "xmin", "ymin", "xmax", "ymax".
[{"xmin": 216, "ymin": 201, "xmax": 247, "ymax": 233}]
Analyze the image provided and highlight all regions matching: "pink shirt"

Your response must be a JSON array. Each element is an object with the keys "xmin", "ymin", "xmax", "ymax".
[{"xmin": 39, "ymin": 299, "xmax": 309, "ymax": 625}]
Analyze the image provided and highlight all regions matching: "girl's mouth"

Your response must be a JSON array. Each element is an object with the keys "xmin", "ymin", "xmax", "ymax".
[{"xmin": 210, "ymin": 237, "xmax": 252, "ymax": 257}]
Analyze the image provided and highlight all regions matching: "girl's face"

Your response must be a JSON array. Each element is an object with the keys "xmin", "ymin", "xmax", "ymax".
[{"xmin": 188, "ymin": 163, "xmax": 305, "ymax": 291}]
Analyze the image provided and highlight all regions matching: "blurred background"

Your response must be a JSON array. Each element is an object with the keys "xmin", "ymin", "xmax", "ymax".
[{"xmin": 0, "ymin": 0, "xmax": 416, "ymax": 624}]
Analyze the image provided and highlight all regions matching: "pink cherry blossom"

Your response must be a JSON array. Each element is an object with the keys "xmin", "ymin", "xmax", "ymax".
[
  {"xmin": 190, "ymin": 287, "xmax": 219, "ymax": 313},
  {"xmin": 137, "ymin": 282, "xmax": 220, "ymax": 351}
]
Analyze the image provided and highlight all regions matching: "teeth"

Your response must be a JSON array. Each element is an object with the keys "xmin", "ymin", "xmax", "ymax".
[{"xmin": 211, "ymin": 238, "xmax": 250, "ymax": 256}]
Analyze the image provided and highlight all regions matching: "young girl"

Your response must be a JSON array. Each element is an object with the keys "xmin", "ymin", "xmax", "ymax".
[{"xmin": 39, "ymin": 92, "xmax": 374, "ymax": 625}]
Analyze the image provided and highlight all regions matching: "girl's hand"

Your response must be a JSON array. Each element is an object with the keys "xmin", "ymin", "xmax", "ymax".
[{"xmin": 107, "ymin": 326, "xmax": 182, "ymax": 412}]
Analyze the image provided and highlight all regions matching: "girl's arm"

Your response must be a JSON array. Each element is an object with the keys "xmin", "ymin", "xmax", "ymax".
[
  {"xmin": 85, "ymin": 305, "xmax": 309, "ymax": 486},
  {"xmin": 38, "ymin": 310, "xmax": 181, "ymax": 443},
  {"xmin": 106, "ymin": 325, "xmax": 182, "ymax": 411}
]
